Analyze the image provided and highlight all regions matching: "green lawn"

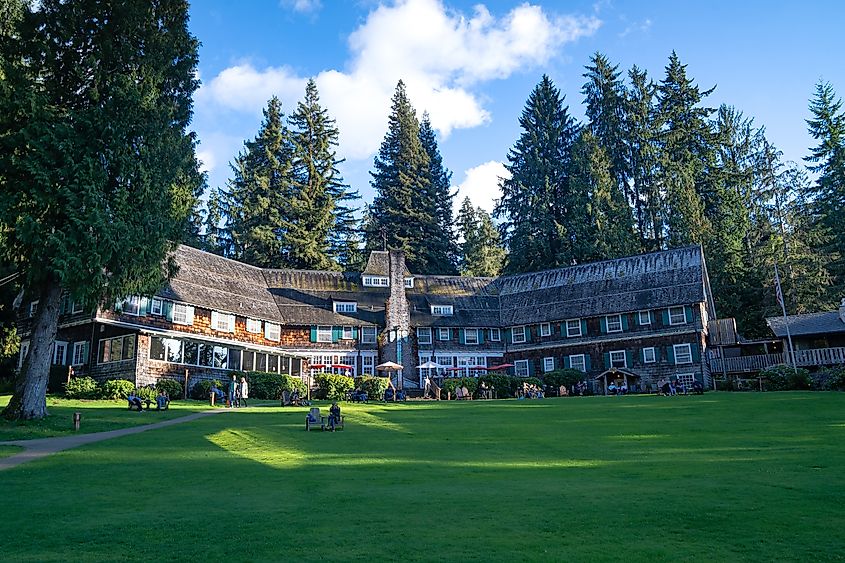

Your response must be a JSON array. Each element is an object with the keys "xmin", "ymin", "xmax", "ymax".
[
  {"xmin": 1, "ymin": 393, "xmax": 844, "ymax": 561},
  {"xmin": 0, "ymin": 444, "xmax": 22, "ymax": 458},
  {"xmin": 0, "ymin": 395, "xmax": 214, "ymax": 441}
]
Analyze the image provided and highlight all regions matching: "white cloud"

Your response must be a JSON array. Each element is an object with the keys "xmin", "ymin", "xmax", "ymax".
[
  {"xmin": 453, "ymin": 160, "xmax": 510, "ymax": 215},
  {"xmin": 197, "ymin": 0, "xmax": 601, "ymax": 162},
  {"xmin": 282, "ymin": 0, "xmax": 321, "ymax": 13}
]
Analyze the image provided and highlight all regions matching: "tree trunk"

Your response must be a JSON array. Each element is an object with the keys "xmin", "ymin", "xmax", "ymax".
[{"xmin": 2, "ymin": 281, "xmax": 63, "ymax": 420}]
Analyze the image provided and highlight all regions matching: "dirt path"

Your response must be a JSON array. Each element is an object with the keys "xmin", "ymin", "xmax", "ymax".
[{"xmin": 0, "ymin": 408, "xmax": 230, "ymax": 472}]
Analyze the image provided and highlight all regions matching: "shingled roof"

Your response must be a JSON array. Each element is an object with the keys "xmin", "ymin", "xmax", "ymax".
[
  {"xmin": 363, "ymin": 250, "xmax": 411, "ymax": 277},
  {"xmin": 767, "ymin": 311, "xmax": 845, "ymax": 338}
]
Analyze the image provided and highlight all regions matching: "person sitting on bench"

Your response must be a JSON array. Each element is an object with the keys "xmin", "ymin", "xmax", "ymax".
[
  {"xmin": 328, "ymin": 401, "xmax": 342, "ymax": 431},
  {"xmin": 127, "ymin": 390, "xmax": 144, "ymax": 411},
  {"xmin": 156, "ymin": 390, "xmax": 170, "ymax": 411}
]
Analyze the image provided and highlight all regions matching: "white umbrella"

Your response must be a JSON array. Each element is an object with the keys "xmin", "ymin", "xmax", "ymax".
[
  {"xmin": 416, "ymin": 360, "xmax": 443, "ymax": 369},
  {"xmin": 376, "ymin": 361, "xmax": 403, "ymax": 371}
]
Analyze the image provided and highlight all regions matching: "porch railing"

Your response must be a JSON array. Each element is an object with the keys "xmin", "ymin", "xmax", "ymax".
[{"xmin": 709, "ymin": 347, "xmax": 845, "ymax": 374}]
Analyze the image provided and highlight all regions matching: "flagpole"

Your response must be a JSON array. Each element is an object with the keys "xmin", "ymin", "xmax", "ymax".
[{"xmin": 775, "ymin": 265, "xmax": 797, "ymax": 372}]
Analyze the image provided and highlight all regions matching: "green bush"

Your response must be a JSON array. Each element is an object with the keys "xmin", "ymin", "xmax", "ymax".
[
  {"xmin": 441, "ymin": 377, "xmax": 479, "ymax": 398},
  {"xmin": 191, "ymin": 379, "xmax": 223, "ymax": 400},
  {"xmin": 761, "ymin": 364, "xmax": 811, "ymax": 391},
  {"xmin": 811, "ymin": 367, "xmax": 845, "ymax": 391},
  {"xmin": 245, "ymin": 371, "xmax": 306, "ymax": 399},
  {"xmin": 100, "ymin": 379, "xmax": 135, "ymax": 400},
  {"xmin": 156, "ymin": 378, "xmax": 183, "ymax": 399},
  {"xmin": 64, "ymin": 376, "xmax": 99, "ymax": 399},
  {"xmin": 136, "ymin": 385, "xmax": 157, "ymax": 402},
  {"xmin": 354, "ymin": 375, "xmax": 388, "ymax": 399},
  {"xmin": 540, "ymin": 369, "xmax": 584, "ymax": 389},
  {"xmin": 314, "ymin": 373, "xmax": 354, "ymax": 400}
]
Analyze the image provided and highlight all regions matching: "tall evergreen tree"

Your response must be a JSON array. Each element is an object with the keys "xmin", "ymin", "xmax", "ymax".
[
  {"xmin": 496, "ymin": 75, "xmax": 580, "ymax": 273},
  {"xmin": 456, "ymin": 197, "xmax": 505, "ymax": 277},
  {"xmin": 202, "ymin": 187, "xmax": 230, "ymax": 256},
  {"xmin": 804, "ymin": 81, "xmax": 845, "ymax": 294},
  {"xmin": 656, "ymin": 52, "xmax": 715, "ymax": 247},
  {"xmin": 0, "ymin": 0, "xmax": 202, "ymax": 419}
]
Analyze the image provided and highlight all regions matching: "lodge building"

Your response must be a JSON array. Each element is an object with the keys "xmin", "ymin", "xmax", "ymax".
[{"xmin": 17, "ymin": 244, "xmax": 717, "ymax": 394}]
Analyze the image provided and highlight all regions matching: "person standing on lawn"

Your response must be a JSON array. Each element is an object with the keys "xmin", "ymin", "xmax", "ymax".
[
  {"xmin": 239, "ymin": 376, "xmax": 249, "ymax": 407},
  {"xmin": 228, "ymin": 375, "xmax": 238, "ymax": 408}
]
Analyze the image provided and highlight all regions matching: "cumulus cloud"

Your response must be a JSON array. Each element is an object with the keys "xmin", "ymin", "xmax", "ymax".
[
  {"xmin": 197, "ymin": 0, "xmax": 601, "ymax": 161},
  {"xmin": 453, "ymin": 160, "xmax": 511, "ymax": 215}
]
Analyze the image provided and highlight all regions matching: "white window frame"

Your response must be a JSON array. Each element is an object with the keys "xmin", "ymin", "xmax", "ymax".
[
  {"xmin": 514, "ymin": 359, "xmax": 529, "ymax": 377},
  {"xmin": 361, "ymin": 326, "xmax": 377, "ymax": 344},
  {"xmin": 362, "ymin": 355, "xmax": 375, "ymax": 376},
  {"xmin": 172, "ymin": 303, "xmax": 191, "ymax": 325},
  {"xmin": 72, "ymin": 300, "xmax": 84, "ymax": 314},
  {"xmin": 676, "ymin": 373, "xmax": 695, "ymax": 388},
  {"xmin": 436, "ymin": 355, "xmax": 453, "ymax": 369},
  {"xmin": 606, "ymin": 314, "xmax": 623, "ymax": 333},
  {"xmin": 211, "ymin": 311, "xmax": 235, "ymax": 333},
  {"xmin": 438, "ymin": 328, "xmax": 450, "ymax": 341},
  {"xmin": 72, "ymin": 341, "xmax": 88, "ymax": 366},
  {"xmin": 566, "ymin": 319, "xmax": 582, "ymax": 338},
  {"xmin": 643, "ymin": 347, "xmax": 657, "ymax": 364},
  {"xmin": 29, "ymin": 301, "xmax": 39, "ymax": 317},
  {"xmin": 121, "ymin": 295, "xmax": 141, "ymax": 316},
  {"xmin": 98, "ymin": 335, "xmax": 135, "ymax": 364},
  {"xmin": 543, "ymin": 356, "xmax": 554, "ymax": 372},
  {"xmin": 489, "ymin": 328, "xmax": 501, "ymax": 342},
  {"xmin": 609, "ymin": 350, "xmax": 627, "ymax": 368},
  {"xmin": 464, "ymin": 328, "xmax": 479, "ymax": 345},
  {"xmin": 417, "ymin": 327, "xmax": 432, "ymax": 345},
  {"xmin": 149, "ymin": 298, "xmax": 163, "ymax": 316},
  {"xmin": 362, "ymin": 276, "xmax": 389, "ymax": 287},
  {"xmin": 342, "ymin": 326, "xmax": 354, "ymax": 340},
  {"xmin": 669, "ymin": 306, "xmax": 687, "ymax": 325},
  {"xmin": 431, "ymin": 305, "xmax": 453, "ymax": 316},
  {"xmin": 638, "ymin": 310, "xmax": 651, "ymax": 325},
  {"xmin": 512, "ymin": 326, "xmax": 526, "ymax": 344},
  {"xmin": 673, "ymin": 343, "xmax": 693, "ymax": 365},
  {"xmin": 569, "ymin": 354, "xmax": 586, "ymax": 372},
  {"xmin": 265, "ymin": 323, "xmax": 281, "ymax": 342},
  {"xmin": 334, "ymin": 301, "xmax": 357, "ymax": 313},
  {"xmin": 246, "ymin": 318, "xmax": 262, "ymax": 333},
  {"xmin": 540, "ymin": 323, "xmax": 551, "ymax": 337},
  {"xmin": 317, "ymin": 326, "xmax": 333, "ymax": 343},
  {"xmin": 404, "ymin": 277, "xmax": 414, "ymax": 288},
  {"xmin": 53, "ymin": 341, "xmax": 68, "ymax": 365}
]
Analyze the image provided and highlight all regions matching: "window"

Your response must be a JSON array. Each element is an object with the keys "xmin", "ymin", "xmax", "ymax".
[
  {"xmin": 334, "ymin": 301, "xmax": 357, "ymax": 313},
  {"xmin": 669, "ymin": 306, "xmax": 687, "ymax": 325},
  {"xmin": 361, "ymin": 326, "xmax": 376, "ymax": 344},
  {"xmin": 72, "ymin": 342, "xmax": 88, "ymax": 366},
  {"xmin": 609, "ymin": 350, "xmax": 627, "ymax": 368},
  {"xmin": 465, "ymin": 328, "xmax": 479, "ymax": 345},
  {"xmin": 569, "ymin": 354, "xmax": 586, "ymax": 372},
  {"xmin": 438, "ymin": 328, "xmax": 450, "ymax": 341},
  {"xmin": 121, "ymin": 296, "xmax": 141, "ymax": 315},
  {"xmin": 417, "ymin": 327, "xmax": 432, "ymax": 344},
  {"xmin": 362, "ymin": 356, "xmax": 375, "ymax": 375},
  {"xmin": 229, "ymin": 349, "xmax": 242, "ymax": 371},
  {"xmin": 676, "ymin": 373, "xmax": 695, "ymax": 389},
  {"xmin": 540, "ymin": 323, "xmax": 551, "ymax": 337},
  {"xmin": 242, "ymin": 351, "xmax": 254, "ymax": 371},
  {"xmin": 172, "ymin": 303, "xmax": 192, "ymax": 325},
  {"xmin": 184, "ymin": 341, "xmax": 199, "ymax": 365},
  {"xmin": 436, "ymin": 356, "xmax": 453, "ymax": 369},
  {"xmin": 212, "ymin": 346, "xmax": 228, "ymax": 369},
  {"xmin": 98, "ymin": 335, "xmax": 136, "ymax": 364},
  {"xmin": 246, "ymin": 318, "xmax": 262, "ymax": 333},
  {"xmin": 265, "ymin": 323, "xmax": 281, "ymax": 342},
  {"xmin": 673, "ymin": 343, "xmax": 693, "ymax": 364},
  {"xmin": 404, "ymin": 277, "xmax": 414, "ymax": 288},
  {"xmin": 211, "ymin": 311, "xmax": 235, "ymax": 332},
  {"xmin": 72, "ymin": 300, "xmax": 84, "ymax": 314},
  {"xmin": 29, "ymin": 301, "xmax": 39, "ymax": 317},
  {"xmin": 19, "ymin": 341, "xmax": 30, "ymax": 368},
  {"xmin": 643, "ymin": 347, "xmax": 656, "ymax": 364},
  {"xmin": 543, "ymin": 357, "xmax": 555, "ymax": 372},
  {"xmin": 53, "ymin": 341, "xmax": 68, "ymax": 365},
  {"xmin": 638, "ymin": 311, "xmax": 651, "ymax": 325},
  {"xmin": 512, "ymin": 326, "xmax": 526, "ymax": 344},
  {"xmin": 514, "ymin": 359, "xmax": 530, "ymax": 377},
  {"xmin": 606, "ymin": 314, "xmax": 623, "ymax": 333},
  {"xmin": 342, "ymin": 326, "xmax": 354, "ymax": 340},
  {"xmin": 489, "ymin": 328, "xmax": 501, "ymax": 342},
  {"xmin": 566, "ymin": 319, "xmax": 582, "ymax": 338},
  {"xmin": 363, "ymin": 276, "xmax": 389, "ymax": 287},
  {"xmin": 431, "ymin": 305, "xmax": 453, "ymax": 316},
  {"xmin": 149, "ymin": 337, "xmax": 183, "ymax": 363},
  {"xmin": 317, "ymin": 326, "xmax": 333, "ymax": 343}
]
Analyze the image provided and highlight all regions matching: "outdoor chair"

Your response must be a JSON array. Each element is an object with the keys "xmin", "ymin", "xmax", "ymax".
[{"xmin": 305, "ymin": 407, "xmax": 322, "ymax": 431}]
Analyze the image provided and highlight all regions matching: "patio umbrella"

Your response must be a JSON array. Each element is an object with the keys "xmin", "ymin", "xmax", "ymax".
[
  {"xmin": 468, "ymin": 365, "xmax": 488, "ymax": 370},
  {"xmin": 417, "ymin": 360, "xmax": 443, "ymax": 369},
  {"xmin": 331, "ymin": 364, "xmax": 353, "ymax": 370},
  {"xmin": 309, "ymin": 363, "xmax": 327, "ymax": 369},
  {"xmin": 376, "ymin": 361, "xmax": 403, "ymax": 371},
  {"xmin": 487, "ymin": 363, "xmax": 514, "ymax": 370}
]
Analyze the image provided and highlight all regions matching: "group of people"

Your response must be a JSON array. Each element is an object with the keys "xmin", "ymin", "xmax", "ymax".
[
  {"xmin": 607, "ymin": 381, "xmax": 629, "ymax": 395},
  {"xmin": 211, "ymin": 375, "xmax": 249, "ymax": 407},
  {"xmin": 517, "ymin": 383, "xmax": 544, "ymax": 399},
  {"xmin": 126, "ymin": 389, "xmax": 169, "ymax": 411},
  {"xmin": 657, "ymin": 378, "xmax": 704, "ymax": 395}
]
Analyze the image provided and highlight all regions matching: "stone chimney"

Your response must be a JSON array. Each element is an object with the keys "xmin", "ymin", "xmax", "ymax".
[
  {"xmin": 382, "ymin": 249, "xmax": 413, "ymax": 388},
  {"xmin": 839, "ymin": 297, "xmax": 845, "ymax": 324}
]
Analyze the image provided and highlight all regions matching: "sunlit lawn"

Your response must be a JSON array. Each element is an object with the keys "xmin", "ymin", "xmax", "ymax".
[
  {"xmin": 0, "ymin": 395, "xmax": 214, "ymax": 441},
  {"xmin": 1, "ymin": 392, "xmax": 844, "ymax": 561}
]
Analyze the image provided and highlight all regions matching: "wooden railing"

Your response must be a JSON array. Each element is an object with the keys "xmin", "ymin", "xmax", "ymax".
[{"xmin": 709, "ymin": 347, "xmax": 845, "ymax": 374}]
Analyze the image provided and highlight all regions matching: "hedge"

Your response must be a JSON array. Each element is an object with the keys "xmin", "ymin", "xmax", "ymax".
[
  {"xmin": 354, "ymin": 376, "xmax": 389, "ymax": 399},
  {"xmin": 100, "ymin": 379, "xmax": 135, "ymax": 400},
  {"xmin": 314, "ymin": 373, "xmax": 355, "ymax": 400},
  {"xmin": 64, "ymin": 376, "xmax": 100, "ymax": 399},
  {"xmin": 760, "ymin": 364, "xmax": 811, "ymax": 391},
  {"xmin": 244, "ymin": 371, "xmax": 306, "ymax": 399}
]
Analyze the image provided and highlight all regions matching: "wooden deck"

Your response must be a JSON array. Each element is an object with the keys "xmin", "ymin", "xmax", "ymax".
[{"xmin": 710, "ymin": 347, "xmax": 845, "ymax": 374}]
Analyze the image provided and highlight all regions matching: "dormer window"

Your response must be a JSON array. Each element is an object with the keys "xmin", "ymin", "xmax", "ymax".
[
  {"xmin": 431, "ymin": 305, "xmax": 453, "ymax": 316},
  {"xmin": 334, "ymin": 301, "xmax": 357, "ymax": 313},
  {"xmin": 363, "ymin": 276, "xmax": 389, "ymax": 287},
  {"xmin": 404, "ymin": 277, "xmax": 414, "ymax": 288}
]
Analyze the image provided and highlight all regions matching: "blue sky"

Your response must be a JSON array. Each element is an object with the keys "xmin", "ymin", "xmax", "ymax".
[{"xmin": 189, "ymin": 0, "xmax": 844, "ymax": 214}]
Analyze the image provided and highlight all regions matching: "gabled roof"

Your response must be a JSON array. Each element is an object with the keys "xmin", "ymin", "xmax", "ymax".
[{"xmin": 766, "ymin": 311, "xmax": 845, "ymax": 338}]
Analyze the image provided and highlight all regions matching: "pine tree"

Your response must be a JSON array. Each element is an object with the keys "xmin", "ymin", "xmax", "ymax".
[
  {"xmin": 456, "ymin": 198, "xmax": 505, "ymax": 277},
  {"xmin": 496, "ymin": 75, "xmax": 580, "ymax": 273},
  {"xmin": 367, "ymin": 81, "xmax": 443, "ymax": 273},
  {"xmin": 656, "ymin": 52, "xmax": 715, "ymax": 247},
  {"xmin": 418, "ymin": 114, "xmax": 459, "ymax": 274},
  {"xmin": 202, "ymin": 187, "xmax": 230, "ymax": 256},
  {"xmin": 223, "ymin": 97, "xmax": 292, "ymax": 268},
  {"xmin": 0, "ymin": 0, "xmax": 202, "ymax": 419},
  {"xmin": 804, "ymin": 81, "xmax": 845, "ymax": 294}
]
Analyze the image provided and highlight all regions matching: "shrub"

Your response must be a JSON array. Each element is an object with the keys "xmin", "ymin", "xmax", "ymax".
[
  {"xmin": 761, "ymin": 364, "xmax": 811, "ymax": 391},
  {"xmin": 64, "ymin": 376, "xmax": 99, "ymax": 399},
  {"xmin": 540, "ymin": 369, "xmax": 584, "ymax": 389},
  {"xmin": 811, "ymin": 367, "xmax": 845, "ymax": 391},
  {"xmin": 246, "ymin": 372, "xmax": 306, "ymax": 399},
  {"xmin": 100, "ymin": 379, "xmax": 135, "ymax": 400},
  {"xmin": 355, "ymin": 375, "xmax": 388, "ymax": 399},
  {"xmin": 441, "ymin": 377, "xmax": 479, "ymax": 398},
  {"xmin": 156, "ymin": 378, "xmax": 183, "ymax": 399},
  {"xmin": 191, "ymin": 379, "xmax": 223, "ymax": 400},
  {"xmin": 314, "ymin": 373, "xmax": 354, "ymax": 400},
  {"xmin": 136, "ymin": 385, "xmax": 157, "ymax": 402}
]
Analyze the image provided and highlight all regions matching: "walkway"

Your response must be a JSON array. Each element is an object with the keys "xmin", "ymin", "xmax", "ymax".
[{"xmin": 0, "ymin": 408, "xmax": 230, "ymax": 472}]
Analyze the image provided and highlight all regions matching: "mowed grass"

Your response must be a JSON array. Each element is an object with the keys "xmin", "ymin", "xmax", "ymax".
[
  {"xmin": 2, "ymin": 393, "xmax": 844, "ymax": 562},
  {"xmin": 0, "ymin": 395, "xmax": 213, "ymax": 441}
]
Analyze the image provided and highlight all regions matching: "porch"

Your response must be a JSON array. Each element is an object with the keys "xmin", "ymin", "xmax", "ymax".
[{"xmin": 709, "ymin": 346, "xmax": 845, "ymax": 374}]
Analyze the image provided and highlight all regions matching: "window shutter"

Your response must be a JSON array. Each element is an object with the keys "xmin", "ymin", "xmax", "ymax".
[
  {"xmin": 603, "ymin": 352, "xmax": 610, "ymax": 368},
  {"xmin": 641, "ymin": 348, "xmax": 646, "ymax": 362},
  {"xmin": 685, "ymin": 306, "xmax": 693, "ymax": 323},
  {"xmin": 650, "ymin": 311, "xmax": 656, "ymax": 325},
  {"xmin": 458, "ymin": 329, "xmax": 465, "ymax": 344},
  {"xmin": 185, "ymin": 306, "xmax": 194, "ymax": 325},
  {"xmin": 667, "ymin": 346, "xmax": 675, "ymax": 364},
  {"xmin": 353, "ymin": 327, "xmax": 359, "ymax": 339},
  {"xmin": 692, "ymin": 343, "xmax": 701, "ymax": 362},
  {"xmin": 563, "ymin": 356, "xmax": 570, "ymax": 369},
  {"xmin": 211, "ymin": 311, "xmax": 219, "ymax": 328},
  {"xmin": 139, "ymin": 297, "xmax": 150, "ymax": 316},
  {"xmin": 581, "ymin": 319, "xmax": 588, "ymax": 336},
  {"xmin": 621, "ymin": 315, "xmax": 629, "ymax": 331},
  {"xmin": 478, "ymin": 330, "xmax": 484, "ymax": 344},
  {"xmin": 83, "ymin": 342, "xmax": 90, "ymax": 364},
  {"xmin": 527, "ymin": 361, "xmax": 534, "ymax": 376},
  {"xmin": 163, "ymin": 301, "xmax": 174, "ymax": 322},
  {"xmin": 585, "ymin": 355, "xmax": 591, "ymax": 371},
  {"xmin": 626, "ymin": 350, "xmax": 634, "ymax": 368},
  {"xmin": 228, "ymin": 314, "xmax": 236, "ymax": 333},
  {"xmin": 310, "ymin": 327, "xmax": 317, "ymax": 342},
  {"xmin": 332, "ymin": 326, "xmax": 341, "ymax": 343},
  {"xmin": 600, "ymin": 317, "xmax": 607, "ymax": 333},
  {"xmin": 662, "ymin": 309, "xmax": 670, "ymax": 325}
]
